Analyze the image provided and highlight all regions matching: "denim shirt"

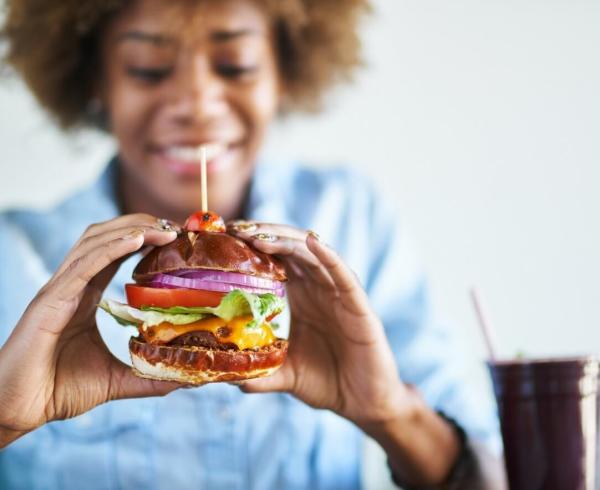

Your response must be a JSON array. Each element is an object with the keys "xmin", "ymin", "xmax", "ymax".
[{"xmin": 0, "ymin": 159, "xmax": 500, "ymax": 490}]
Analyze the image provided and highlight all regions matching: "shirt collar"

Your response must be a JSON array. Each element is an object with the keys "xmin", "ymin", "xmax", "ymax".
[{"xmin": 245, "ymin": 160, "xmax": 291, "ymax": 225}]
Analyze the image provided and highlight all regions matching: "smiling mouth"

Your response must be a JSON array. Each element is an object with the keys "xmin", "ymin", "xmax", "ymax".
[
  {"xmin": 165, "ymin": 143, "xmax": 226, "ymax": 162},
  {"xmin": 156, "ymin": 142, "xmax": 240, "ymax": 176}
]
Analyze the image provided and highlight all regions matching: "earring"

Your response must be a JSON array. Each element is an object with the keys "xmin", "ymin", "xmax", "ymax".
[{"xmin": 87, "ymin": 98, "xmax": 103, "ymax": 115}]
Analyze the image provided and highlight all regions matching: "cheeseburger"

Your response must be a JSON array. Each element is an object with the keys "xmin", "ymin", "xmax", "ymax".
[{"xmin": 100, "ymin": 211, "xmax": 288, "ymax": 384}]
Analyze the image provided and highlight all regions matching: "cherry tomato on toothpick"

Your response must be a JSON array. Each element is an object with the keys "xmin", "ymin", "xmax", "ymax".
[{"xmin": 184, "ymin": 211, "xmax": 226, "ymax": 232}]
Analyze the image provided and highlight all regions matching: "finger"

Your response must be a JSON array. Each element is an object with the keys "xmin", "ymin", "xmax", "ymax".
[
  {"xmin": 55, "ymin": 228, "xmax": 175, "ymax": 299},
  {"xmin": 228, "ymin": 221, "xmax": 308, "ymax": 242},
  {"xmin": 56, "ymin": 225, "xmax": 177, "ymax": 277},
  {"xmin": 238, "ymin": 362, "xmax": 295, "ymax": 394},
  {"xmin": 283, "ymin": 260, "xmax": 308, "ymax": 281},
  {"xmin": 31, "ymin": 229, "xmax": 174, "ymax": 331},
  {"xmin": 109, "ymin": 358, "xmax": 182, "ymax": 400},
  {"xmin": 81, "ymin": 214, "xmax": 181, "ymax": 241},
  {"xmin": 87, "ymin": 249, "xmax": 137, "ymax": 297},
  {"xmin": 228, "ymin": 222, "xmax": 330, "ymax": 285},
  {"xmin": 246, "ymin": 234, "xmax": 336, "ymax": 290},
  {"xmin": 88, "ymin": 242, "xmax": 162, "ymax": 294},
  {"xmin": 305, "ymin": 234, "xmax": 370, "ymax": 310},
  {"xmin": 59, "ymin": 213, "xmax": 180, "ymax": 276}
]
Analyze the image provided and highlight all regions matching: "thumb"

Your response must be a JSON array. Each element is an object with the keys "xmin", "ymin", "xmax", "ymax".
[
  {"xmin": 108, "ymin": 359, "xmax": 182, "ymax": 400},
  {"xmin": 238, "ymin": 362, "xmax": 295, "ymax": 394}
]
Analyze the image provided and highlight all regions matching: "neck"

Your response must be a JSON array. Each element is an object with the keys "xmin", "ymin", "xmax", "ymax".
[{"xmin": 115, "ymin": 161, "xmax": 251, "ymax": 225}]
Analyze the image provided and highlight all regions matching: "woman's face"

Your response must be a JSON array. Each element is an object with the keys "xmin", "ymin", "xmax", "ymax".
[{"xmin": 100, "ymin": 0, "xmax": 281, "ymax": 220}]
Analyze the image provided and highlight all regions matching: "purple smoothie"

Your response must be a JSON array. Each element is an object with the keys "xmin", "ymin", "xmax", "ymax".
[{"xmin": 489, "ymin": 357, "xmax": 598, "ymax": 490}]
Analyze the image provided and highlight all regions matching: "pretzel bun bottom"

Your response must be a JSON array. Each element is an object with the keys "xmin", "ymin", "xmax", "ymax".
[{"xmin": 129, "ymin": 337, "xmax": 288, "ymax": 385}]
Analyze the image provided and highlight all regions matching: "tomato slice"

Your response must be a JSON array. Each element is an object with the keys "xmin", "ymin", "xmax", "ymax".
[{"xmin": 125, "ymin": 284, "xmax": 225, "ymax": 309}]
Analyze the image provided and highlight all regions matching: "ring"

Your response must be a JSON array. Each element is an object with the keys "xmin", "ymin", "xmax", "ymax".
[
  {"xmin": 254, "ymin": 233, "xmax": 278, "ymax": 242},
  {"xmin": 157, "ymin": 218, "xmax": 175, "ymax": 231}
]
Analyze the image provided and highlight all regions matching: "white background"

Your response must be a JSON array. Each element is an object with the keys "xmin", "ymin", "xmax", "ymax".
[{"xmin": 1, "ymin": 1, "xmax": 599, "ymax": 488}]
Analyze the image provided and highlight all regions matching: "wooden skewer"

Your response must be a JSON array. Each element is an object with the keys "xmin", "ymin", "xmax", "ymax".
[{"xmin": 201, "ymin": 145, "xmax": 208, "ymax": 212}]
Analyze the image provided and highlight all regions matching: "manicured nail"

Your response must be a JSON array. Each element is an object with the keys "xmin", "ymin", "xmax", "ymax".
[
  {"xmin": 121, "ymin": 229, "xmax": 144, "ymax": 240},
  {"xmin": 254, "ymin": 232, "xmax": 278, "ymax": 242},
  {"xmin": 231, "ymin": 221, "xmax": 258, "ymax": 233},
  {"xmin": 307, "ymin": 230, "xmax": 320, "ymax": 242}
]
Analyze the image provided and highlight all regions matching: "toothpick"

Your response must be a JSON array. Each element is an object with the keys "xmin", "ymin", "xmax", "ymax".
[{"xmin": 201, "ymin": 145, "xmax": 208, "ymax": 212}]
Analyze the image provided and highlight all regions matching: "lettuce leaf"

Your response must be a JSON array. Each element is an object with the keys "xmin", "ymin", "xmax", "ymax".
[
  {"xmin": 142, "ymin": 290, "xmax": 285, "ymax": 329},
  {"xmin": 99, "ymin": 299, "xmax": 205, "ymax": 327},
  {"xmin": 99, "ymin": 290, "xmax": 285, "ymax": 329}
]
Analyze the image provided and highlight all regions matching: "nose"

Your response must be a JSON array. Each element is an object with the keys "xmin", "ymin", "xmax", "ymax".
[{"xmin": 167, "ymin": 55, "xmax": 227, "ymax": 123}]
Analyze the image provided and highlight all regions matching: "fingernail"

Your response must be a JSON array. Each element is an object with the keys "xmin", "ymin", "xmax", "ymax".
[
  {"xmin": 230, "ymin": 221, "xmax": 258, "ymax": 233},
  {"xmin": 155, "ymin": 218, "xmax": 180, "ymax": 232},
  {"xmin": 254, "ymin": 232, "xmax": 278, "ymax": 242},
  {"xmin": 307, "ymin": 230, "xmax": 320, "ymax": 241},
  {"xmin": 121, "ymin": 229, "xmax": 144, "ymax": 240}
]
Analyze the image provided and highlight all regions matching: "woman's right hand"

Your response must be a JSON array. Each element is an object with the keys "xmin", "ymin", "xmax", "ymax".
[{"xmin": 0, "ymin": 214, "xmax": 182, "ymax": 448}]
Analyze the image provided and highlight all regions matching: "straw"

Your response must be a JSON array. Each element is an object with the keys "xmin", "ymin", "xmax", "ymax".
[
  {"xmin": 470, "ymin": 287, "xmax": 499, "ymax": 361},
  {"xmin": 200, "ymin": 145, "xmax": 208, "ymax": 212}
]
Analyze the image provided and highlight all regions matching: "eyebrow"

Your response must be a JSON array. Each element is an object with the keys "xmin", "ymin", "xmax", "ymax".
[
  {"xmin": 211, "ymin": 28, "xmax": 261, "ymax": 42},
  {"xmin": 117, "ymin": 31, "xmax": 175, "ymax": 46},
  {"xmin": 117, "ymin": 28, "xmax": 261, "ymax": 46}
]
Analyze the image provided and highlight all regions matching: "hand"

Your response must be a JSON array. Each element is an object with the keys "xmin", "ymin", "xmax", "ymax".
[
  {"xmin": 228, "ymin": 222, "xmax": 411, "ymax": 427},
  {"xmin": 229, "ymin": 222, "xmax": 470, "ymax": 486},
  {"xmin": 0, "ymin": 214, "xmax": 182, "ymax": 447}
]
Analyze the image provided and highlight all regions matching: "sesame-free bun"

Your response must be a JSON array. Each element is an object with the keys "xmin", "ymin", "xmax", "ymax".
[
  {"xmin": 133, "ymin": 231, "xmax": 287, "ymax": 283},
  {"xmin": 129, "ymin": 337, "xmax": 289, "ymax": 385}
]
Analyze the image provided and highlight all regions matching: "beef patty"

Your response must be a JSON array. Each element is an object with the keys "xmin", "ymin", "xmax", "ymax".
[{"xmin": 167, "ymin": 330, "xmax": 239, "ymax": 350}]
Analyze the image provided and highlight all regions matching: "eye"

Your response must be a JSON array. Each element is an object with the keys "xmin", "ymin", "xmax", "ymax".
[
  {"xmin": 126, "ymin": 66, "xmax": 173, "ymax": 83},
  {"xmin": 216, "ymin": 64, "xmax": 258, "ymax": 79}
]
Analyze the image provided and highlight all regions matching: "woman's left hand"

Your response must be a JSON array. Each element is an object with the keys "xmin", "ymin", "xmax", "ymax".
[{"xmin": 228, "ymin": 221, "xmax": 411, "ymax": 427}]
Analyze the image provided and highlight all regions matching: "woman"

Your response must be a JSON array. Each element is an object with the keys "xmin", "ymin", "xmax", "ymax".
[{"xmin": 0, "ymin": 0, "xmax": 504, "ymax": 488}]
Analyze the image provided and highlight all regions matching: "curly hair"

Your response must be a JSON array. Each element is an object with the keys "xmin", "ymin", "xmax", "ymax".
[{"xmin": 1, "ymin": 0, "xmax": 370, "ymax": 129}]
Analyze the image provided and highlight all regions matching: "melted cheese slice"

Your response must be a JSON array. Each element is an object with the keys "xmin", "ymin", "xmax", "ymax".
[{"xmin": 141, "ymin": 315, "xmax": 276, "ymax": 350}]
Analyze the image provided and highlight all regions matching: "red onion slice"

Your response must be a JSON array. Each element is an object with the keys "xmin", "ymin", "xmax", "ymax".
[
  {"xmin": 146, "ymin": 273, "xmax": 286, "ymax": 297},
  {"xmin": 171, "ymin": 269, "xmax": 285, "ymax": 291}
]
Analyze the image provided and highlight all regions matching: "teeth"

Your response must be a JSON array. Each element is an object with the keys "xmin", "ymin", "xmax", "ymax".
[{"xmin": 165, "ymin": 143, "xmax": 226, "ymax": 162}]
